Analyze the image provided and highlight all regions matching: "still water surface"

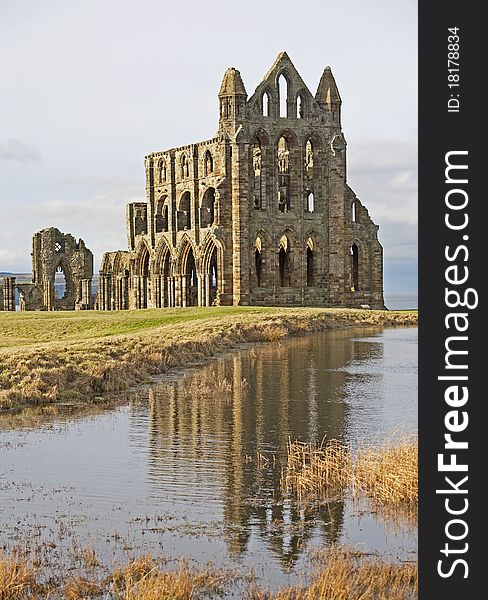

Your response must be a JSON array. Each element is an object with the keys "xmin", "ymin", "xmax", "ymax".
[{"xmin": 0, "ymin": 326, "xmax": 417, "ymax": 590}]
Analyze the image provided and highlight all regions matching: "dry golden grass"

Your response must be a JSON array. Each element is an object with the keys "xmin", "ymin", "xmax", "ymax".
[
  {"xmin": 64, "ymin": 576, "xmax": 103, "ymax": 600},
  {"xmin": 0, "ymin": 546, "xmax": 417, "ymax": 600},
  {"xmin": 0, "ymin": 307, "xmax": 417, "ymax": 409},
  {"xmin": 248, "ymin": 546, "xmax": 417, "ymax": 600},
  {"xmin": 283, "ymin": 434, "xmax": 418, "ymax": 510},
  {"xmin": 111, "ymin": 556, "xmax": 230, "ymax": 600},
  {"xmin": 0, "ymin": 551, "xmax": 38, "ymax": 600},
  {"xmin": 283, "ymin": 438, "xmax": 352, "ymax": 501},
  {"xmin": 353, "ymin": 434, "xmax": 418, "ymax": 506}
]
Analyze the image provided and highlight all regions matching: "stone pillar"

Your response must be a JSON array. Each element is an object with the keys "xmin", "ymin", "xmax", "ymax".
[
  {"xmin": 44, "ymin": 278, "xmax": 54, "ymax": 311},
  {"xmin": 101, "ymin": 274, "xmax": 112, "ymax": 310},
  {"xmin": 204, "ymin": 275, "xmax": 210, "ymax": 307},
  {"xmin": 81, "ymin": 279, "xmax": 92, "ymax": 310},
  {"xmin": 2, "ymin": 277, "xmax": 16, "ymax": 311},
  {"xmin": 175, "ymin": 276, "xmax": 181, "ymax": 307},
  {"xmin": 181, "ymin": 276, "xmax": 187, "ymax": 308},
  {"xmin": 155, "ymin": 275, "xmax": 162, "ymax": 308},
  {"xmin": 197, "ymin": 275, "xmax": 203, "ymax": 307}
]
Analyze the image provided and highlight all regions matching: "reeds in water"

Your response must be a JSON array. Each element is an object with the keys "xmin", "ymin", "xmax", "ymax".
[
  {"xmin": 283, "ymin": 433, "xmax": 418, "ymax": 508},
  {"xmin": 0, "ymin": 551, "xmax": 38, "ymax": 600},
  {"xmin": 283, "ymin": 438, "xmax": 351, "ymax": 501}
]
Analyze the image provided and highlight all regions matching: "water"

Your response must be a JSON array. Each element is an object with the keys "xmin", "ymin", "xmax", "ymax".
[{"xmin": 0, "ymin": 326, "xmax": 417, "ymax": 592}]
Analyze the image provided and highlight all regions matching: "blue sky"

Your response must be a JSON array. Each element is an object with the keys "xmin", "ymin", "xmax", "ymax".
[{"xmin": 0, "ymin": 0, "xmax": 417, "ymax": 296}]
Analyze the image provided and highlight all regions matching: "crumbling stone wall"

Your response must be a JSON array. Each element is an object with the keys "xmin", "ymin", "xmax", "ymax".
[
  {"xmin": 98, "ymin": 52, "xmax": 385, "ymax": 310},
  {"xmin": 1, "ymin": 228, "xmax": 94, "ymax": 311}
]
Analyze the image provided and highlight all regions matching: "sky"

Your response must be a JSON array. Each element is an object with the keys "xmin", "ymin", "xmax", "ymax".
[{"xmin": 0, "ymin": 0, "xmax": 417, "ymax": 297}]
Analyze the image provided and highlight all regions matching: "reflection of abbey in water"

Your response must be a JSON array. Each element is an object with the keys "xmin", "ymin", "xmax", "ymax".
[
  {"xmin": 141, "ymin": 332, "xmax": 361, "ymax": 562},
  {"xmin": 98, "ymin": 52, "xmax": 385, "ymax": 310}
]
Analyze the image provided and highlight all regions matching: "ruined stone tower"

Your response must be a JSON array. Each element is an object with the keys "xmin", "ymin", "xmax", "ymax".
[
  {"xmin": 98, "ymin": 52, "xmax": 384, "ymax": 310},
  {"xmin": 1, "ymin": 227, "xmax": 93, "ymax": 311}
]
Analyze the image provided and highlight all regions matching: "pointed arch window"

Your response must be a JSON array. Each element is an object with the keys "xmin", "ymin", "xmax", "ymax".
[
  {"xmin": 351, "ymin": 243, "xmax": 359, "ymax": 291},
  {"xmin": 306, "ymin": 238, "xmax": 314, "ymax": 286},
  {"xmin": 296, "ymin": 94, "xmax": 304, "ymax": 118},
  {"xmin": 255, "ymin": 237, "xmax": 263, "ymax": 287},
  {"xmin": 155, "ymin": 196, "xmax": 169, "ymax": 233},
  {"xmin": 177, "ymin": 192, "xmax": 191, "ymax": 231},
  {"xmin": 305, "ymin": 139, "xmax": 314, "ymax": 172},
  {"xmin": 201, "ymin": 188, "xmax": 216, "ymax": 228},
  {"xmin": 252, "ymin": 137, "xmax": 264, "ymax": 210},
  {"xmin": 262, "ymin": 92, "xmax": 270, "ymax": 117},
  {"xmin": 204, "ymin": 150, "xmax": 214, "ymax": 175},
  {"xmin": 306, "ymin": 190, "xmax": 315, "ymax": 213},
  {"xmin": 278, "ymin": 74, "xmax": 288, "ymax": 118},
  {"xmin": 160, "ymin": 160, "xmax": 167, "ymax": 183},
  {"xmin": 180, "ymin": 154, "xmax": 189, "ymax": 179},
  {"xmin": 277, "ymin": 136, "xmax": 291, "ymax": 212},
  {"xmin": 279, "ymin": 235, "xmax": 291, "ymax": 287}
]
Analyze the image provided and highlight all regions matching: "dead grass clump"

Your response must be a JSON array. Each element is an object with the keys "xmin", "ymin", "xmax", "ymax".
[
  {"xmin": 247, "ymin": 547, "xmax": 417, "ymax": 600},
  {"xmin": 64, "ymin": 576, "xmax": 103, "ymax": 600},
  {"xmin": 283, "ymin": 434, "xmax": 418, "ymax": 509},
  {"xmin": 0, "ymin": 551, "xmax": 39, "ymax": 599},
  {"xmin": 111, "ymin": 556, "xmax": 229, "ymax": 600},
  {"xmin": 283, "ymin": 438, "xmax": 351, "ymax": 501},
  {"xmin": 353, "ymin": 434, "xmax": 418, "ymax": 505}
]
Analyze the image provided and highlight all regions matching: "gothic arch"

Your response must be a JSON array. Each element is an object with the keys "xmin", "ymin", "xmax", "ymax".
[
  {"xmin": 52, "ymin": 257, "xmax": 74, "ymax": 305},
  {"xmin": 159, "ymin": 159, "xmax": 167, "ymax": 183},
  {"xmin": 348, "ymin": 238, "xmax": 366, "ymax": 293},
  {"xmin": 200, "ymin": 187, "xmax": 216, "ymax": 228},
  {"xmin": 176, "ymin": 237, "xmax": 198, "ymax": 307},
  {"xmin": 252, "ymin": 228, "xmax": 272, "ymax": 289},
  {"xmin": 113, "ymin": 251, "xmax": 130, "ymax": 310},
  {"xmin": 134, "ymin": 238, "xmax": 151, "ymax": 277},
  {"xmin": 251, "ymin": 128, "xmax": 270, "ymax": 211},
  {"xmin": 201, "ymin": 235, "xmax": 224, "ymax": 305},
  {"xmin": 296, "ymin": 90, "xmax": 307, "ymax": 118},
  {"xmin": 204, "ymin": 150, "xmax": 214, "ymax": 175},
  {"xmin": 177, "ymin": 191, "xmax": 191, "ymax": 231},
  {"xmin": 151, "ymin": 237, "xmax": 173, "ymax": 307},
  {"xmin": 276, "ymin": 130, "xmax": 298, "ymax": 213},
  {"xmin": 151, "ymin": 237, "xmax": 173, "ymax": 276},
  {"xmin": 261, "ymin": 88, "xmax": 274, "ymax": 117},
  {"xmin": 155, "ymin": 195, "xmax": 169, "ymax": 233},
  {"xmin": 101, "ymin": 253, "xmax": 115, "ymax": 274},
  {"xmin": 278, "ymin": 234, "xmax": 291, "ymax": 287},
  {"xmin": 276, "ymin": 71, "xmax": 292, "ymax": 117},
  {"xmin": 175, "ymin": 235, "xmax": 198, "ymax": 275}
]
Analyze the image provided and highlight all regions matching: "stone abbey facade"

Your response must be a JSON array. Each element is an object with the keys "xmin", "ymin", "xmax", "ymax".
[
  {"xmin": 1, "ymin": 228, "xmax": 93, "ymax": 311},
  {"xmin": 97, "ymin": 52, "xmax": 384, "ymax": 310}
]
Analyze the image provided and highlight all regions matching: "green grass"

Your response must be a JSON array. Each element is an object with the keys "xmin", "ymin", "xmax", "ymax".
[
  {"xmin": 0, "ymin": 307, "xmax": 276, "ymax": 349},
  {"xmin": 0, "ymin": 307, "xmax": 417, "ymax": 409}
]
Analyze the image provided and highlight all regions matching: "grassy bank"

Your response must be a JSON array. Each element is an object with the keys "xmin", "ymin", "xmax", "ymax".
[{"xmin": 0, "ymin": 307, "xmax": 417, "ymax": 409}]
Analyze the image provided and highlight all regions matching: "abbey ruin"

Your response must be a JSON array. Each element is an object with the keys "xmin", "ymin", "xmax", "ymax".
[
  {"xmin": 98, "ymin": 52, "xmax": 384, "ymax": 310},
  {"xmin": 1, "ymin": 52, "xmax": 384, "ymax": 312},
  {"xmin": 1, "ymin": 228, "xmax": 93, "ymax": 311}
]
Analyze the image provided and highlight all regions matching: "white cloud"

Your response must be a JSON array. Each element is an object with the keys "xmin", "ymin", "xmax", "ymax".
[
  {"xmin": 348, "ymin": 138, "xmax": 417, "ymax": 228},
  {"xmin": 0, "ymin": 139, "xmax": 41, "ymax": 163}
]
